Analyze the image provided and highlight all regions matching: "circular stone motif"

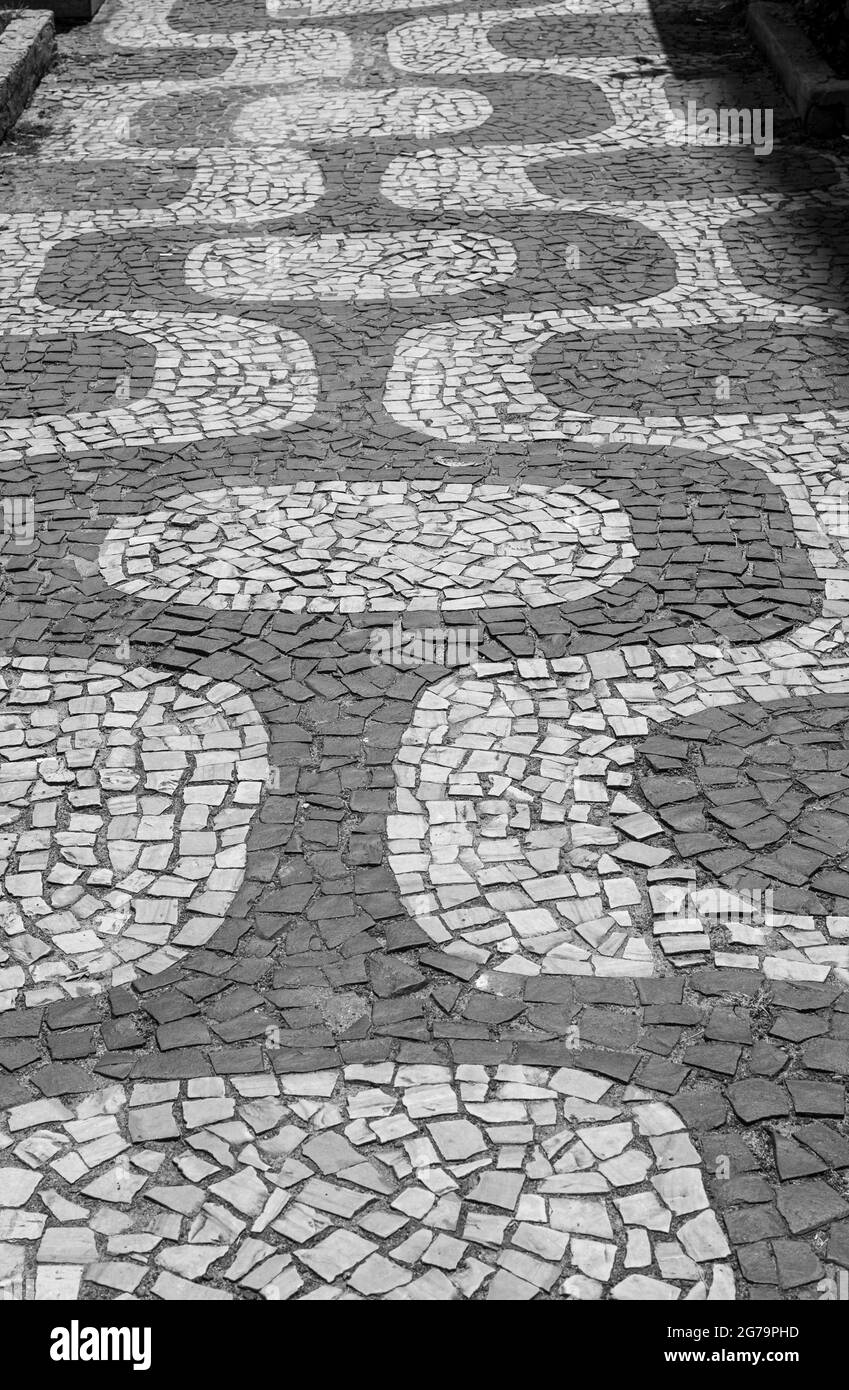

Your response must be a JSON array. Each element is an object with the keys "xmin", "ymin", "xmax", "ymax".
[
  {"xmin": 0, "ymin": 658, "xmax": 268, "ymax": 1006},
  {"xmin": 636, "ymin": 696, "xmax": 849, "ymax": 921},
  {"xmin": 98, "ymin": 481, "xmax": 634, "ymax": 613}
]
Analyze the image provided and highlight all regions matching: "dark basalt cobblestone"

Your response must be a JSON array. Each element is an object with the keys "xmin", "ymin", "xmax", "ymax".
[
  {"xmin": 0, "ymin": 158, "xmax": 199, "ymax": 211},
  {"xmin": 722, "ymin": 206, "xmax": 849, "ymax": 310},
  {"xmin": 167, "ymin": 0, "xmax": 556, "ymax": 35},
  {"xmin": 531, "ymin": 148, "xmax": 840, "ymax": 201},
  {"xmin": 533, "ymin": 327, "xmax": 849, "ymax": 417},
  {"xmin": 489, "ymin": 15, "xmax": 746, "ymax": 60},
  {"xmin": 636, "ymin": 698, "xmax": 849, "ymax": 914},
  {"xmin": 0, "ymin": 331, "xmax": 155, "ymax": 415}
]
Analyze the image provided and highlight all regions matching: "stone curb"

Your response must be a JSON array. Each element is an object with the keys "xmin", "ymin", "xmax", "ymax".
[
  {"xmin": 747, "ymin": 0, "xmax": 849, "ymax": 135},
  {"xmin": 0, "ymin": 9, "xmax": 54, "ymax": 144},
  {"xmin": 16, "ymin": 0, "xmax": 106, "ymax": 23}
]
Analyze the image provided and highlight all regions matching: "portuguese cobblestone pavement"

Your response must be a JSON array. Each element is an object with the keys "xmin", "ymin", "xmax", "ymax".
[{"xmin": 1, "ymin": 0, "xmax": 849, "ymax": 1304}]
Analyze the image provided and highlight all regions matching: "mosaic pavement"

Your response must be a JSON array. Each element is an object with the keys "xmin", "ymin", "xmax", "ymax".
[{"xmin": 1, "ymin": 0, "xmax": 849, "ymax": 1303}]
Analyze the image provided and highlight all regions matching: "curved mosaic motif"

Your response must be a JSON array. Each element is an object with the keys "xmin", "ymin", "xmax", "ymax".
[
  {"xmin": 0, "ymin": 149, "xmax": 325, "ymax": 219},
  {"xmin": 0, "ymin": 660, "xmax": 268, "ymax": 1004},
  {"xmin": 391, "ymin": 672, "xmax": 655, "ymax": 977},
  {"xmin": 32, "ymin": 213, "xmax": 679, "ymax": 318},
  {"xmin": 635, "ymin": 698, "xmax": 849, "ymax": 918},
  {"xmin": 390, "ymin": 629, "xmax": 849, "ymax": 984},
  {"xmin": 0, "ymin": 315, "xmax": 316, "ymax": 460},
  {"xmin": 721, "ymin": 204, "xmax": 849, "ymax": 311},
  {"xmin": 386, "ymin": 311, "xmax": 849, "ymax": 454},
  {"xmin": 97, "ymin": 482, "xmax": 634, "ymax": 612},
  {"xmin": 185, "ymin": 229, "xmax": 519, "ymax": 301},
  {"xmin": 1, "ymin": 0, "xmax": 849, "ymax": 1309}
]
